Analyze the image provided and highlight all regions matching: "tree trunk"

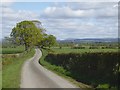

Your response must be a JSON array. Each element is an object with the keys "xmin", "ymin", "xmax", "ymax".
[{"xmin": 25, "ymin": 43, "xmax": 28, "ymax": 51}]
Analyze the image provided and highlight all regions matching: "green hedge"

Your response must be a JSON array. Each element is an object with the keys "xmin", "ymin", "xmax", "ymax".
[{"xmin": 45, "ymin": 52, "xmax": 120, "ymax": 88}]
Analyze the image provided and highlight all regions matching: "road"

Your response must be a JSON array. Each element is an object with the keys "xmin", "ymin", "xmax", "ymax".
[{"xmin": 20, "ymin": 49, "xmax": 78, "ymax": 88}]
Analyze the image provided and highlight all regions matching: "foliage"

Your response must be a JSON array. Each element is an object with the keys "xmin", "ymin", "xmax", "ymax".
[
  {"xmin": 39, "ymin": 34, "xmax": 57, "ymax": 48},
  {"xmin": 58, "ymin": 42, "xmax": 119, "ymax": 49},
  {"xmin": 2, "ymin": 49, "xmax": 35, "ymax": 88},
  {"xmin": 2, "ymin": 37, "xmax": 17, "ymax": 48},
  {"xmin": 45, "ymin": 52, "xmax": 120, "ymax": 89},
  {"xmin": 39, "ymin": 49, "xmax": 91, "ymax": 89},
  {"xmin": 10, "ymin": 21, "xmax": 43, "ymax": 50},
  {"xmin": 10, "ymin": 20, "xmax": 57, "ymax": 50}
]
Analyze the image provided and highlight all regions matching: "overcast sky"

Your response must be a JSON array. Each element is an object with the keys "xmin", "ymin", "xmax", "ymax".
[{"xmin": 1, "ymin": 1, "xmax": 118, "ymax": 40}]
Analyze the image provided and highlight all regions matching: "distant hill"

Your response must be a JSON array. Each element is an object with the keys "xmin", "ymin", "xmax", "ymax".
[{"xmin": 57, "ymin": 38, "xmax": 119, "ymax": 43}]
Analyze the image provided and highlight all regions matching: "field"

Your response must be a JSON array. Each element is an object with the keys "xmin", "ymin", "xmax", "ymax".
[
  {"xmin": 40, "ymin": 47, "xmax": 119, "ymax": 89},
  {"xmin": 49, "ymin": 47, "xmax": 118, "ymax": 54},
  {"xmin": 2, "ymin": 47, "xmax": 35, "ymax": 88},
  {"xmin": 1, "ymin": 46, "xmax": 25, "ymax": 54}
]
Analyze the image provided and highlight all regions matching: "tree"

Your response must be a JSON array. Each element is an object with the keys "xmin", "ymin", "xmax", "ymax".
[
  {"xmin": 39, "ymin": 34, "xmax": 57, "ymax": 48},
  {"xmin": 47, "ymin": 35, "xmax": 57, "ymax": 48},
  {"xmin": 10, "ymin": 20, "xmax": 43, "ymax": 51},
  {"xmin": 2, "ymin": 37, "xmax": 17, "ymax": 47}
]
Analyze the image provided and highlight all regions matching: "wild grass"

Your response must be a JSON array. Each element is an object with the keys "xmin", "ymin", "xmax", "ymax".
[
  {"xmin": 0, "ymin": 67, "xmax": 1, "ymax": 89},
  {"xmin": 2, "ymin": 49, "xmax": 35, "ymax": 88}
]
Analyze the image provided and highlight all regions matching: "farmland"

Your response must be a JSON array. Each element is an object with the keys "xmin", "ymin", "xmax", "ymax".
[
  {"xmin": 40, "ymin": 46, "xmax": 119, "ymax": 89},
  {"xmin": 1, "ymin": 46, "xmax": 25, "ymax": 54},
  {"xmin": 49, "ymin": 47, "xmax": 118, "ymax": 54}
]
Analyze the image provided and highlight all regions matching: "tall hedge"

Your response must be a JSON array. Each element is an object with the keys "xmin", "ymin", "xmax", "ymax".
[{"xmin": 45, "ymin": 52, "xmax": 120, "ymax": 87}]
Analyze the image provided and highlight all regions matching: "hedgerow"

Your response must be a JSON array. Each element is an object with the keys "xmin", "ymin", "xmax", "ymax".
[{"xmin": 45, "ymin": 52, "xmax": 120, "ymax": 88}]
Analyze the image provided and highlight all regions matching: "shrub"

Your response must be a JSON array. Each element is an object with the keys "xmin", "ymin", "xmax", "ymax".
[
  {"xmin": 72, "ymin": 46, "xmax": 85, "ymax": 49},
  {"xmin": 45, "ymin": 52, "xmax": 120, "ymax": 88}
]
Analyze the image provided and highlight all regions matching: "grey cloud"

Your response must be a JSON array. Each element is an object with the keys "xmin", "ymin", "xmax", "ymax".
[
  {"xmin": 41, "ymin": 2, "xmax": 117, "ymax": 19},
  {"xmin": 2, "ymin": 2, "xmax": 118, "ymax": 40},
  {"xmin": 2, "ymin": 6, "xmax": 39, "ymax": 38},
  {"xmin": 41, "ymin": 18, "xmax": 118, "ymax": 39}
]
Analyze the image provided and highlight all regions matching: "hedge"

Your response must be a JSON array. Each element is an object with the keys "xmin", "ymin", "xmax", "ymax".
[{"xmin": 45, "ymin": 52, "xmax": 120, "ymax": 88}]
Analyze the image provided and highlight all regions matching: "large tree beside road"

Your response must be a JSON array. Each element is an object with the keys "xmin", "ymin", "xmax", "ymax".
[
  {"xmin": 10, "ymin": 21, "xmax": 43, "ymax": 50},
  {"xmin": 10, "ymin": 20, "xmax": 57, "ymax": 50}
]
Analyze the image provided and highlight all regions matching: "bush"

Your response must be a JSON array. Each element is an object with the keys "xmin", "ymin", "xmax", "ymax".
[
  {"xmin": 72, "ymin": 46, "xmax": 85, "ymax": 49},
  {"xmin": 89, "ymin": 46, "xmax": 99, "ymax": 49},
  {"xmin": 45, "ymin": 52, "xmax": 120, "ymax": 88}
]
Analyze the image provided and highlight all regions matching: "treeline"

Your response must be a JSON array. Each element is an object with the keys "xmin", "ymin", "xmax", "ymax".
[
  {"xmin": 72, "ymin": 46, "xmax": 118, "ymax": 49},
  {"xmin": 45, "ymin": 52, "xmax": 120, "ymax": 88},
  {"xmin": 58, "ymin": 42, "xmax": 119, "ymax": 48}
]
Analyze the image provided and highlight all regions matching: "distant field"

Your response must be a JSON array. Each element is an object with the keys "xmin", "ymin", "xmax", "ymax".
[
  {"xmin": 50, "ymin": 47, "xmax": 118, "ymax": 54},
  {"xmin": 1, "ymin": 46, "xmax": 25, "ymax": 54}
]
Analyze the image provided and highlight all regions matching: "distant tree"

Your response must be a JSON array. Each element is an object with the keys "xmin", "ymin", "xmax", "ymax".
[
  {"xmin": 2, "ymin": 37, "xmax": 16, "ymax": 48},
  {"xmin": 10, "ymin": 20, "xmax": 43, "ymax": 51}
]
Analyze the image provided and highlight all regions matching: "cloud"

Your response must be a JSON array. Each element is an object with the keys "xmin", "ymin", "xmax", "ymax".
[
  {"xmin": 43, "ymin": 6, "xmax": 93, "ymax": 18},
  {"xmin": 1, "ymin": 2, "xmax": 118, "ymax": 40},
  {"xmin": 113, "ymin": 4, "xmax": 118, "ymax": 7},
  {"xmin": 41, "ymin": 2, "xmax": 117, "ymax": 19},
  {"xmin": 69, "ymin": 2, "xmax": 117, "ymax": 10},
  {"xmin": 2, "ymin": 5, "xmax": 39, "ymax": 39},
  {"xmin": 1, "ymin": 0, "xmax": 15, "ymax": 7},
  {"xmin": 41, "ymin": 18, "xmax": 118, "ymax": 40},
  {"xmin": 2, "ymin": 7, "xmax": 39, "ymax": 20}
]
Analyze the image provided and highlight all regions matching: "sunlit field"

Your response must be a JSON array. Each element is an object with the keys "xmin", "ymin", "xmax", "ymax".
[{"xmin": 49, "ymin": 47, "xmax": 118, "ymax": 54}]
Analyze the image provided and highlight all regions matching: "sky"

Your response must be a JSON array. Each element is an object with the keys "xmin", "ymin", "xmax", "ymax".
[{"xmin": 1, "ymin": 0, "xmax": 119, "ymax": 40}]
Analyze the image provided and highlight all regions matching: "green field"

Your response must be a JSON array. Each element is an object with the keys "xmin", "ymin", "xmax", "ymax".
[
  {"xmin": 2, "ymin": 48, "xmax": 35, "ymax": 88},
  {"xmin": 49, "ymin": 47, "xmax": 118, "ymax": 54},
  {"xmin": 1, "ymin": 46, "xmax": 25, "ymax": 54}
]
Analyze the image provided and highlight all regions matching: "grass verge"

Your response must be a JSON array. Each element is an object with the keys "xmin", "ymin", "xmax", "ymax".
[
  {"xmin": 2, "ymin": 49, "xmax": 35, "ymax": 88},
  {"xmin": 39, "ymin": 49, "xmax": 92, "ymax": 89}
]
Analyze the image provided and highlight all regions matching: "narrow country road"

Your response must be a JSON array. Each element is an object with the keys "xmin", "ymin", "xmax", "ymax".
[{"xmin": 20, "ymin": 49, "xmax": 78, "ymax": 88}]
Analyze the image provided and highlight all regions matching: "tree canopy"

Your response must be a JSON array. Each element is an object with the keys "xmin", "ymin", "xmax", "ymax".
[
  {"xmin": 10, "ymin": 20, "xmax": 57, "ymax": 50},
  {"xmin": 10, "ymin": 20, "xmax": 43, "ymax": 50},
  {"xmin": 40, "ymin": 34, "xmax": 57, "ymax": 48}
]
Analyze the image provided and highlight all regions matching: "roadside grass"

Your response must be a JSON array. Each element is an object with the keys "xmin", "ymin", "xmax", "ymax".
[
  {"xmin": 39, "ymin": 49, "xmax": 92, "ymax": 89},
  {"xmin": 0, "ymin": 67, "xmax": 1, "ymax": 89},
  {"xmin": 1, "ymin": 46, "xmax": 25, "ymax": 54},
  {"xmin": 49, "ymin": 47, "xmax": 118, "ymax": 54},
  {"xmin": 2, "ymin": 49, "xmax": 35, "ymax": 88}
]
